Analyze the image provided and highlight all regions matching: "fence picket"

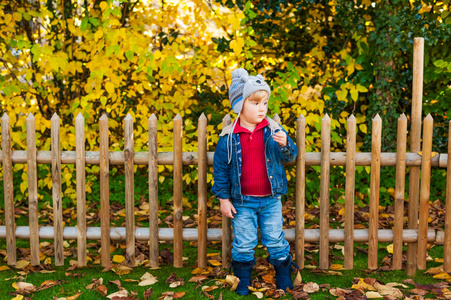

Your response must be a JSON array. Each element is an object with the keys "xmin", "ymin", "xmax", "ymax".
[
  {"xmin": 418, "ymin": 114, "xmax": 433, "ymax": 269},
  {"xmin": 344, "ymin": 115, "xmax": 356, "ymax": 269},
  {"xmin": 320, "ymin": 114, "xmax": 330, "ymax": 269},
  {"xmin": 369, "ymin": 114, "xmax": 382, "ymax": 270},
  {"xmin": 27, "ymin": 114, "xmax": 39, "ymax": 266},
  {"xmin": 51, "ymin": 113, "xmax": 64, "ymax": 266},
  {"xmin": 393, "ymin": 114, "xmax": 407, "ymax": 269},
  {"xmin": 222, "ymin": 114, "xmax": 232, "ymax": 269},
  {"xmin": 100, "ymin": 114, "xmax": 110, "ymax": 267},
  {"xmin": 407, "ymin": 37, "xmax": 424, "ymax": 277},
  {"xmin": 2, "ymin": 114, "xmax": 16, "ymax": 265},
  {"xmin": 124, "ymin": 113, "xmax": 135, "ymax": 267},
  {"xmin": 173, "ymin": 114, "xmax": 183, "ymax": 268},
  {"xmin": 149, "ymin": 114, "xmax": 159, "ymax": 268},
  {"xmin": 198, "ymin": 113, "xmax": 208, "ymax": 268},
  {"xmin": 75, "ymin": 113, "xmax": 87, "ymax": 266},
  {"xmin": 295, "ymin": 114, "xmax": 306, "ymax": 268},
  {"xmin": 445, "ymin": 121, "xmax": 451, "ymax": 272}
]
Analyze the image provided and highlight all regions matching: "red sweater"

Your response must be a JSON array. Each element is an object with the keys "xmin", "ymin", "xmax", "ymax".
[{"xmin": 234, "ymin": 118, "xmax": 271, "ymax": 196}]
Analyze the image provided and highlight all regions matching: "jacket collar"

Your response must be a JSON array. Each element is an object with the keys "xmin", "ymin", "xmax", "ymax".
[{"xmin": 220, "ymin": 116, "xmax": 282, "ymax": 137}]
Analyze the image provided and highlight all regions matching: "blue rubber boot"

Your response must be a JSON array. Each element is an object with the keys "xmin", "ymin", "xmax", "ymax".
[
  {"xmin": 231, "ymin": 258, "xmax": 256, "ymax": 295},
  {"xmin": 267, "ymin": 254, "xmax": 299, "ymax": 292}
]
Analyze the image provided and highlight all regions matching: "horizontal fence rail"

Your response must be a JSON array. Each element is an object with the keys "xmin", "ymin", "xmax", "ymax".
[{"xmin": 1, "ymin": 38, "xmax": 450, "ymax": 276}]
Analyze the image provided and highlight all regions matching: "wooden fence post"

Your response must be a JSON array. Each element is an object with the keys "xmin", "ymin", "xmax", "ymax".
[
  {"xmin": 100, "ymin": 114, "xmax": 111, "ymax": 267},
  {"xmin": 198, "ymin": 113, "xmax": 208, "ymax": 268},
  {"xmin": 222, "ymin": 114, "xmax": 232, "ymax": 269},
  {"xmin": 320, "ymin": 114, "xmax": 330, "ymax": 270},
  {"xmin": 75, "ymin": 113, "xmax": 87, "ymax": 266},
  {"xmin": 295, "ymin": 114, "xmax": 305, "ymax": 268},
  {"xmin": 418, "ymin": 114, "xmax": 433, "ymax": 269},
  {"xmin": 369, "ymin": 114, "xmax": 382, "ymax": 270},
  {"xmin": 445, "ymin": 120, "xmax": 451, "ymax": 272},
  {"xmin": 407, "ymin": 37, "xmax": 424, "ymax": 276},
  {"xmin": 124, "ymin": 113, "xmax": 135, "ymax": 267},
  {"xmin": 51, "ymin": 113, "xmax": 64, "ymax": 266},
  {"xmin": 27, "ymin": 113, "xmax": 39, "ymax": 266},
  {"xmin": 393, "ymin": 114, "xmax": 407, "ymax": 270},
  {"xmin": 344, "ymin": 115, "xmax": 356, "ymax": 269},
  {"xmin": 173, "ymin": 114, "xmax": 183, "ymax": 268},
  {"xmin": 149, "ymin": 114, "xmax": 159, "ymax": 268},
  {"xmin": 2, "ymin": 114, "xmax": 16, "ymax": 265}
]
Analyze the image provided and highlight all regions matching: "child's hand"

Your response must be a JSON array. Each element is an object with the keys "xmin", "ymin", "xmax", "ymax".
[
  {"xmin": 219, "ymin": 198, "xmax": 236, "ymax": 219},
  {"xmin": 272, "ymin": 131, "xmax": 287, "ymax": 147}
]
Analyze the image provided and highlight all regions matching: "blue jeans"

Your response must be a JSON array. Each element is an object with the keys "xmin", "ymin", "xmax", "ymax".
[{"xmin": 231, "ymin": 195, "xmax": 290, "ymax": 262}]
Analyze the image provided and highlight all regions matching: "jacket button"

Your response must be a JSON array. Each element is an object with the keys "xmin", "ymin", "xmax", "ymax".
[
  {"xmin": 267, "ymin": 159, "xmax": 270, "ymax": 162},
  {"xmin": 270, "ymin": 176, "xmax": 273, "ymax": 179},
  {"xmin": 236, "ymin": 183, "xmax": 239, "ymax": 186}
]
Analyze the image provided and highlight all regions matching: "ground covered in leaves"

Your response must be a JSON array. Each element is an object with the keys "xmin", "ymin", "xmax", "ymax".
[{"xmin": 0, "ymin": 195, "xmax": 449, "ymax": 299}]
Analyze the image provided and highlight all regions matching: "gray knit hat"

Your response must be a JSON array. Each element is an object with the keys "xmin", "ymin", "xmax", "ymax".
[{"xmin": 228, "ymin": 68, "xmax": 271, "ymax": 113}]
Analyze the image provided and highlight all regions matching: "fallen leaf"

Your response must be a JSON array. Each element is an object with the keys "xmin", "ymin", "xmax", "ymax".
[
  {"xmin": 366, "ymin": 291, "xmax": 383, "ymax": 298},
  {"xmin": 262, "ymin": 273, "xmax": 276, "ymax": 285},
  {"xmin": 15, "ymin": 260, "xmax": 30, "ymax": 270},
  {"xmin": 330, "ymin": 264, "xmax": 343, "ymax": 270},
  {"xmin": 95, "ymin": 285, "xmax": 108, "ymax": 296},
  {"xmin": 188, "ymin": 275, "xmax": 208, "ymax": 282},
  {"xmin": 144, "ymin": 287, "xmax": 153, "ymax": 300},
  {"xmin": 433, "ymin": 272, "xmax": 451, "ymax": 280},
  {"xmin": 113, "ymin": 265, "xmax": 132, "ymax": 275},
  {"xmin": 225, "ymin": 275, "xmax": 240, "ymax": 291},
  {"xmin": 293, "ymin": 271, "xmax": 302, "ymax": 287},
  {"xmin": 253, "ymin": 291, "xmax": 264, "ymax": 299},
  {"xmin": 112, "ymin": 255, "xmax": 126, "ymax": 263},
  {"xmin": 202, "ymin": 285, "xmax": 219, "ymax": 292},
  {"xmin": 139, "ymin": 278, "xmax": 159, "ymax": 286},
  {"xmin": 303, "ymin": 282, "xmax": 320, "ymax": 293},
  {"xmin": 173, "ymin": 292, "xmax": 186, "ymax": 298},
  {"xmin": 208, "ymin": 259, "xmax": 222, "ymax": 267},
  {"xmin": 0, "ymin": 265, "xmax": 10, "ymax": 271},
  {"xmin": 107, "ymin": 288, "xmax": 128, "ymax": 299}
]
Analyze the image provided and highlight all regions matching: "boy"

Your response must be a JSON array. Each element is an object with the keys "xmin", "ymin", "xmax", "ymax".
[{"xmin": 212, "ymin": 68, "xmax": 298, "ymax": 295}]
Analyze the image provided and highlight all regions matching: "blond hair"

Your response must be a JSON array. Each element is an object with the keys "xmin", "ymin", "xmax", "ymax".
[{"xmin": 245, "ymin": 90, "xmax": 269, "ymax": 103}]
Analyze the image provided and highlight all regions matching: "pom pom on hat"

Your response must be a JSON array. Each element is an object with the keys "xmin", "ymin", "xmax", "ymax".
[{"xmin": 228, "ymin": 68, "xmax": 271, "ymax": 114}]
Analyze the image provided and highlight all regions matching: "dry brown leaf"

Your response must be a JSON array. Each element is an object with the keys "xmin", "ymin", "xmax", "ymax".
[
  {"xmin": 374, "ymin": 282, "xmax": 403, "ymax": 298},
  {"xmin": 169, "ymin": 281, "xmax": 184, "ymax": 288},
  {"xmin": 188, "ymin": 275, "xmax": 208, "ymax": 282},
  {"xmin": 225, "ymin": 275, "xmax": 240, "ymax": 291},
  {"xmin": 144, "ymin": 287, "xmax": 153, "ymax": 300},
  {"xmin": 425, "ymin": 266, "xmax": 443, "ymax": 275},
  {"xmin": 113, "ymin": 265, "xmax": 132, "ymax": 275},
  {"xmin": 139, "ymin": 278, "xmax": 158, "ymax": 286},
  {"xmin": 293, "ymin": 271, "xmax": 303, "ymax": 287},
  {"xmin": 107, "ymin": 288, "xmax": 128, "ymax": 299},
  {"xmin": 95, "ymin": 285, "xmax": 108, "ymax": 296},
  {"xmin": 352, "ymin": 278, "xmax": 376, "ymax": 292},
  {"xmin": 15, "ymin": 260, "xmax": 30, "ymax": 270},
  {"xmin": 202, "ymin": 285, "xmax": 219, "ymax": 292},
  {"xmin": 13, "ymin": 281, "xmax": 36, "ymax": 293},
  {"xmin": 262, "ymin": 273, "xmax": 276, "ymax": 285},
  {"xmin": 366, "ymin": 291, "xmax": 383, "ymax": 298},
  {"xmin": 66, "ymin": 291, "xmax": 82, "ymax": 300},
  {"xmin": 252, "ymin": 291, "xmax": 264, "ymax": 299},
  {"xmin": 109, "ymin": 280, "xmax": 121, "ymax": 287},
  {"xmin": 303, "ymin": 282, "xmax": 320, "ymax": 293},
  {"xmin": 173, "ymin": 292, "xmax": 186, "ymax": 299}
]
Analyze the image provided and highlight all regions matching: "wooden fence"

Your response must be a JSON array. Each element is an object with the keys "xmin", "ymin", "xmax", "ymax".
[{"xmin": 1, "ymin": 37, "xmax": 451, "ymax": 276}]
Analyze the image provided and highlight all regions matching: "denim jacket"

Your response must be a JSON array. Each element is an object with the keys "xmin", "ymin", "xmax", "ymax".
[{"xmin": 212, "ymin": 116, "xmax": 297, "ymax": 201}]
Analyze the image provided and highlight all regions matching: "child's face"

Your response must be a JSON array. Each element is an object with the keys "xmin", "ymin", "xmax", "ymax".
[{"xmin": 240, "ymin": 92, "xmax": 269, "ymax": 126}]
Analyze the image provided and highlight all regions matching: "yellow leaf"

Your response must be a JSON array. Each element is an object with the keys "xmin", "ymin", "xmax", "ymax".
[
  {"xmin": 105, "ymin": 82, "xmax": 115, "ymax": 95},
  {"xmin": 0, "ymin": 265, "xmax": 10, "ymax": 271},
  {"xmin": 15, "ymin": 260, "xmax": 30, "ymax": 270},
  {"xmin": 99, "ymin": 1, "xmax": 108, "ymax": 11},
  {"xmin": 387, "ymin": 244, "xmax": 393, "ymax": 254},
  {"xmin": 208, "ymin": 259, "xmax": 222, "ymax": 267},
  {"xmin": 112, "ymin": 255, "xmax": 125, "ymax": 263},
  {"xmin": 11, "ymin": 295, "xmax": 24, "ymax": 300},
  {"xmin": 330, "ymin": 264, "xmax": 343, "ymax": 270},
  {"xmin": 359, "ymin": 124, "xmax": 367, "ymax": 134},
  {"xmin": 433, "ymin": 272, "xmax": 451, "ymax": 280}
]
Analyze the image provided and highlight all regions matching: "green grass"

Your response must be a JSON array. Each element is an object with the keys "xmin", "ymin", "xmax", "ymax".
[{"xmin": 0, "ymin": 235, "xmax": 446, "ymax": 299}]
